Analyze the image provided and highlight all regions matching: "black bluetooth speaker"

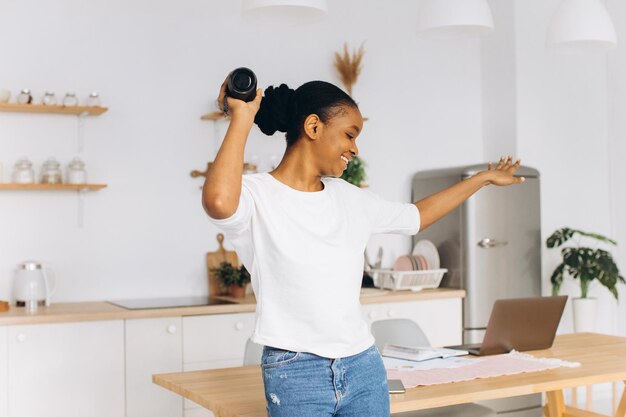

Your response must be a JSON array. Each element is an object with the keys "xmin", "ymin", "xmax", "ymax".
[{"xmin": 226, "ymin": 67, "xmax": 257, "ymax": 102}]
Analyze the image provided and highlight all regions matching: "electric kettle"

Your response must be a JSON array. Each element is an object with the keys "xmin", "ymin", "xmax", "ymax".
[{"xmin": 13, "ymin": 261, "xmax": 57, "ymax": 308}]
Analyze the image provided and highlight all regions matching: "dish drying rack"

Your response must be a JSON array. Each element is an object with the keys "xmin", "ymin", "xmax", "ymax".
[{"xmin": 369, "ymin": 268, "xmax": 447, "ymax": 292}]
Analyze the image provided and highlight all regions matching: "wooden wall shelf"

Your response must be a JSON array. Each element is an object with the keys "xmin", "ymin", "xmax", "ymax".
[
  {"xmin": 201, "ymin": 111, "xmax": 225, "ymax": 121},
  {"xmin": 0, "ymin": 102, "xmax": 108, "ymax": 116},
  {"xmin": 0, "ymin": 183, "xmax": 107, "ymax": 191}
]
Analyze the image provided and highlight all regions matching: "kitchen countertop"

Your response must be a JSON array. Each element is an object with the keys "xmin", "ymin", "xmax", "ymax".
[
  {"xmin": 0, "ymin": 288, "xmax": 465, "ymax": 326},
  {"xmin": 216, "ymin": 288, "xmax": 465, "ymax": 305}
]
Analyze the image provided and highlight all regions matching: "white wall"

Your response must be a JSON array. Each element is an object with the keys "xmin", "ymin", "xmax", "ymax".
[
  {"xmin": 607, "ymin": 0, "xmax": 626, "ymax": 336},
  {"xmin": 512, "ymin": 0, "xmax": 620, "ymax": 335},
  {"xmin": 0, "ymin": 0, "xmax": 483, "ymax": 302},
  {"xmin": 482, "ymin": 0, "xmax": 517, "ymax": 161},
  {"xmin": 481, "ymin": 0, "xmax": 624, "ymax": 335}
]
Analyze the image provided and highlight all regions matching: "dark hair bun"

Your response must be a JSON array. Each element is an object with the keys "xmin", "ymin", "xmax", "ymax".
[{"xmin": 254, "ymin": 84, "xmax": 294, "ymax": 136}]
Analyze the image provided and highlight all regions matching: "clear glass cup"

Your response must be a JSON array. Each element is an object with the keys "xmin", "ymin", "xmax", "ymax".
[
  {"xmin": 12, "ymin": 158, "xmax": 35, "ymax": 183},
  {"xmin": 41, "ymin": 92, "xmax": 57, "ymax": 106},
  {"xmin": 40, "ymin": 158, "xmax": 63, "ymax": 184},
  {"xmin": 85, "ymin": 92, "xmax": 101, "ymax": 107},
  {"xmin": 66, "ymin": 157, "xmax": 87, "ymax": 184},
  {"xmin": 0, "ymin": 89, "xmax": 10, "ymax": 103},
  {"xmin": 16, "ymin": 89, "xmax": 32, "ymax": 105},
  {"xmin": 62, "ymin": 92, "xmax": 79, "ymax": 107}
]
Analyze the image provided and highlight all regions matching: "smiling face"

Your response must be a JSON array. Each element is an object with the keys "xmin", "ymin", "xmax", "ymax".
[{"xmin": 310, "ymin": 105, "xmax": 363, "ymax": 177}]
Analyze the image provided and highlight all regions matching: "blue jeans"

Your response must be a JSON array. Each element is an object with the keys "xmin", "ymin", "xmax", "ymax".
[{"xmin": 261, "ymin": 344, "xmax": 390, "ymax": 417}]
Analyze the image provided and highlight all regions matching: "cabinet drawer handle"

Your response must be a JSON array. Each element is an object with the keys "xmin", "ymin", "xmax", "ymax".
[
  {"xmin": 167, "ymin": 325, "xmax": 177, "ymax": 334},
  {"xmin": 16, "ymin": 333, "xmax": 26, "ymax": 343},
  {"xmin": 235, "ymin": 322, "xmax": 244, "ymax": 331}
]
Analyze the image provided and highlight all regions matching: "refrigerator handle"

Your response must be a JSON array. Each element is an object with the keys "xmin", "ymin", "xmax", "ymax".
[{"xmin": 477, "ymin": 238, "xmax": 508, "ymax": 249}]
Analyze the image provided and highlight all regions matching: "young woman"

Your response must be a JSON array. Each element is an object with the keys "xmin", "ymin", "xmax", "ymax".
[{"xmin": 203, "ymin": 75, "xmax": 524, "ymax": 417}]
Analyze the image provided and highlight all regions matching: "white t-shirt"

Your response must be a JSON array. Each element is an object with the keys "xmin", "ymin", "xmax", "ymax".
[{"xmin": 208, "ymin": 172, "xmax": 420, "ymax": 358}]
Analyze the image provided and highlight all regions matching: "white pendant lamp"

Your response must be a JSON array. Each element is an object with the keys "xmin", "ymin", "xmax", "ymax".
[
  {"xmin": 242, "ymin": 0, "xmax": 327, "ymax": 24},
  {"xmin": 547, "ymin": 0, "xmax": 617, "ymax": 54},
  {"xmin": 417, "ymin": 0, "xmax": 494, "ymax": 39}
]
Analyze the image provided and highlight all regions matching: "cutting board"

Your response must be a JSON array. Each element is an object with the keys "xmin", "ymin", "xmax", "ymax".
[{"xmin": 206, "ymin": 233, "xmax": 239, "ymax": 296}]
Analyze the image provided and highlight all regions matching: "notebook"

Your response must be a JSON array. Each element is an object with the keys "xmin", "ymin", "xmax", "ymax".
[
  {"xmin": 382, "ymin": 344, "xmax": 468, "ymax": 362},
  {"xmin": 446, "ymin": 295, "xmax": 568, "ymax": 356}
]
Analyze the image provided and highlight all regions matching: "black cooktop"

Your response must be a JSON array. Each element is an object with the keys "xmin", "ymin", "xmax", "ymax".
[{"xmin": 107, "ymin": 296, "xmax": 234, "ymax": 310}]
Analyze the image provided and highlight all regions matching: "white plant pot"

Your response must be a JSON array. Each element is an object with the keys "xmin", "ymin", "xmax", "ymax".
[{"xmin": 572, "ymin": 297, "xmax": 597, "ymax": 332}]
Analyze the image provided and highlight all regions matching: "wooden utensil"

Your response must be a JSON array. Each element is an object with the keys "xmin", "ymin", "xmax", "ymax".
[{"xmin": 206, "ymin": 233, "xmax": 239, "ymax": 296}]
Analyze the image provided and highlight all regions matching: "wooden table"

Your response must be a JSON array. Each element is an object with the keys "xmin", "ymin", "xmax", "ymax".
[{"xmin": 153, "ymin": 333, "xmax": 626, "ymax": 417}]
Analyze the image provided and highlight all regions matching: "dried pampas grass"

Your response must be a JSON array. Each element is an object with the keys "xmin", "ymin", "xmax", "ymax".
[{"xmin": 334, "ymin": 42, "xmax": 365, "ymax": 96}]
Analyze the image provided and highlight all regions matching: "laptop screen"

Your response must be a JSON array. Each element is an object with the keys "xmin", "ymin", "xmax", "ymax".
[{"xmin": 478, "ymin": 295, "xmax": 567, "ymax": 355}]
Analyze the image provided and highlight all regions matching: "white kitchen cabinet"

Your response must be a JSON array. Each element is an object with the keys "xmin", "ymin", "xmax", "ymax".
[
  {"xmin": 183, "ymin": 312, "xmax": 255, "ymax": 413},
  {"xmin": 7, "ymin": 320, "xmax": 124, "ymax": 417},
  {"xmin": 362, "ymin": 298, "xmax": 462, "ymax": 347},
  {"xmin": 0, "ymin": 295, "xmax": 463, "ymax": 417},
  {"xmin": 183, "ymin": 312, "xmax": 255, "ymax": 365},
  {"xmin": 0, "ymin": 326, "xmax": 7, "ymax": 417},
  {"xmin": 126, "ymin": 317, "xmax": 183, "ymax": 417}
]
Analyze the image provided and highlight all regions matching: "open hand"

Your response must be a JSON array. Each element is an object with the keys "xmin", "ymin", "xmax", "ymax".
[{"xmin": 485, "ymin": 156, "xmax": 525, "ymax": 186}]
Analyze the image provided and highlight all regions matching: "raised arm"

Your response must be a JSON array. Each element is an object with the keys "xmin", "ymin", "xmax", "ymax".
[
  {"xmin": 202, "ymin": 77, "xmax": 262, "ymax": 219},
  {"xmin": 415, "ymin": 157, "xmax": 525, "ymax": 231}
]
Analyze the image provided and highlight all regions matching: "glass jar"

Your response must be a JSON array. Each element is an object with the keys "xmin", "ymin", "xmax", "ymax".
[
  {"xmin": 62, "ymin": 92, "xmax": 79, "ymax": 107},
  {"xmin": 85, "ymin": 92, "xmax": 101, "ymax": 107},
  {"xmin": 0, "ymin": 89, "xmax": 10, "ymax": 103},
  {"xmin": 12, "ymin": 158, "xmax": 35, "ymax": 183},
  {"xmin": 40, "ymin": 158, "xmax": 63, "ymax": 184},
  {"xmin": 66, "ymin": 157, "xmax": 87, "ymax": 184},
  {"xmin": 41, "ymin": 92, "xmax": 57, "ymax": 106},
  {"xmin": 16, "ymin": 89, "xmax": 33, "ymax": 105}
]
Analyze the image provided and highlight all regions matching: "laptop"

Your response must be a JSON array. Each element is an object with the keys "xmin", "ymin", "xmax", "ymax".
[{"xmin": 446, "ymin": 295, "xmax": 568, "ymax": 356}]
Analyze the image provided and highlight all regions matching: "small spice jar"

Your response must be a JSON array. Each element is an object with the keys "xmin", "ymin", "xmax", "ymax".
[
  {"xmin": 16, "ymin": 89, "xmax": 33, "ymax": 105},
  {"xmin": 66, "ymin": 157, "xmax": 87, "ymax": 184},
  {"xmin": 85, "ymin": 92, "xmax": 101, "ymax": 107},
  {"xmin": 62, "ymin": 92, "xmax": 79, "ymax": 107},
  {"xmin": 41, "ymin": 92, "xmax": 57, "ymax": 106},
  {"xmin": 12, "ymin": 158, "xmax": 35, "ymax": 183},
  {"xmin": 40, "ymin": 158, "xmax": 63, "ymax": 184},
  {"xmin": 0, "ymin": 89, "xmax": 11, "ymax": 103}
]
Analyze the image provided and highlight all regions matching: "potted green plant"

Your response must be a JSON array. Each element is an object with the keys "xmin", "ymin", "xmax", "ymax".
[
  {"xmin": 211, "ymin": 261, "xmax": 251, "ymax": 298},
  {"xmin": 546, "ymin": 227, "xmax": 624, "ymax": 332},
  {"xmin": 340, "ymin": 155, "xmax": 367, "ymax": 187}
]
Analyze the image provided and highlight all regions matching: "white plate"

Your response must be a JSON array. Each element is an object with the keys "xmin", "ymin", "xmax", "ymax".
[{"xmin": 411, "ymin": 240, "xmax": 440, "ymax": 270}]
